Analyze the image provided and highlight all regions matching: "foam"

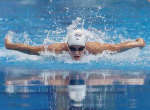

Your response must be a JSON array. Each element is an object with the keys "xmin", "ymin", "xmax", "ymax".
[
  {"xmin": 1, "ymin": 18, "xmax": 149, "ymax": 67},
  {"xmin": 0, "ymin": 48, "xmax": 41, "ymax": 62}
]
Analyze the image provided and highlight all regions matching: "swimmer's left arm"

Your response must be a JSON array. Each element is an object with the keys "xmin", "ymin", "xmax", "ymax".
[
  {"xmin": 102, "ymin": 38, "xmax": 145, "ymax": 52},
  {"xmin": 86, "ymin": 38, "xmax": 145, "ymax": 54}
]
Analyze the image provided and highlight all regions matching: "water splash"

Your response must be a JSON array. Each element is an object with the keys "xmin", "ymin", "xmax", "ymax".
[{"xmin": 1, "ymin": 17, "xmax": 149, "ymax": 70}]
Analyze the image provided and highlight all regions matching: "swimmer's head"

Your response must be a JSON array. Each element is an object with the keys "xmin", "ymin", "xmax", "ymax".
[
  {"xmin": 67, "ymin": 29, "xmax": 87, "ymax": 60},
  {"xmin": 67, "ymin": 29, "xmax": 87, "ymax": 46}
]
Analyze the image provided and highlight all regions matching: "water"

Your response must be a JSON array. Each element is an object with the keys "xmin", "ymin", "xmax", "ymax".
[
  {"xmin": 1, "ymin": 69, "xmax": 150, "ymax": 110},
  {"xmin": 0, "ymin": 0, "xmax": 150, "ymax": 109},
  {"xmin": 0, "ymin": 0, "xmax": 150, "ymax": 70}
]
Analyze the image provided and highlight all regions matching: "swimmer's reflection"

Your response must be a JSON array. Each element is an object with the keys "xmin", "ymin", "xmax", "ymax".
[
  {"xmin": 5, "ymin": 70, "xmax": 146, "ymax": 110},
  {"xmin": 68, "ymin": 73, "xmax": 86, "ymax": 110}
]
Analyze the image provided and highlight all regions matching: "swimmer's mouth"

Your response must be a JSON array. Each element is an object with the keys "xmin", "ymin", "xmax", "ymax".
[{"xmin": 74, "ymin": 56, "xmax": 80, "ymax": 59}]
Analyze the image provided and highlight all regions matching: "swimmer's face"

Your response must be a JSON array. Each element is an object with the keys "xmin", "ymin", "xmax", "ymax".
[{"xmin": 68, "ymin": 45, "xmax": 85, "ymax": 60}]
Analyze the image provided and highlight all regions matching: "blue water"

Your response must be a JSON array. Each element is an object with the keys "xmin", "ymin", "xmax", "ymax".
[
  {"xmin": 1, "ymin": 69, "xmax": 150, "ymax": 110},
  {"xmin": 0, "ymin": 0, "xmax": 150, "ymax": 110},
  {"xmin": 0, "ymin": 0, "xmax": 150, "ymax": 71}
]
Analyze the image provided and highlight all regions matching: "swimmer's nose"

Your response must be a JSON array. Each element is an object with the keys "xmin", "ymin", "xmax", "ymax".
[{"xmin": 74, "ymin": 51, "xmax": 80, "ymax": 55}]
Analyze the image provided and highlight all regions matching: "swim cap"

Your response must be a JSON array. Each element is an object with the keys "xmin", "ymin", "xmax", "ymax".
[{"xmin": 67, "ymin": 29, "xmax": 87, "ymax": 46}]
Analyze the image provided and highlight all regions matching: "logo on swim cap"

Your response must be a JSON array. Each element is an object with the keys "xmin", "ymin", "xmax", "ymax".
[{"xmin": 67, "ymin": 29, "xmax": 87, "ymax": 46}]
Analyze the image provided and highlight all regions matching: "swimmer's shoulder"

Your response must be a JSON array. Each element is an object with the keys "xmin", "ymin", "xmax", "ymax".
[
  {"xmin": 85, "ymin": 42, "xmax": 104, "ymax": 54},
  {"xmin": 47, "ymin": 43, "xmax": 68, "ymax": 53}
]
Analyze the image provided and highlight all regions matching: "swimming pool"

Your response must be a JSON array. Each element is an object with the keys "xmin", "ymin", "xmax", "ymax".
[
  {"xmin": 0, "ymin": 0, "xmax": 150, "ymax": 109},
  {"xmin": 1, "ymin": 69, "xmax": 150, "ymax": 110},
  {"xmin": 0, "ymin": 0, "xmax": 150, "ymax": 71}
]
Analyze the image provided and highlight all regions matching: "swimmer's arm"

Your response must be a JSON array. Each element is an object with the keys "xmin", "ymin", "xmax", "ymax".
[
  {"xmin": 5, "ymin": 37, "xmax": 44, "ymax": 55},
  {"xmin": 5, "ymin": 36, "xmax": 67, "ymax": 55},
  {"xmin": 86, "ymin": 38, "xmax": 145, "ymax": 54},
  {"xmin": 103, "ymin": 38, "xmax": 145, "ymax": 52}
]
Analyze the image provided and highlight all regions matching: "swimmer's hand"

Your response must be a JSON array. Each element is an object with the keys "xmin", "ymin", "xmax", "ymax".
[
  {"xmin": 5, "ymin": 35, "xmax": 13, "ymax": 49},
  {"xmin": 136, "ymin": 38, "xmax": 145, "ymax": 47}
]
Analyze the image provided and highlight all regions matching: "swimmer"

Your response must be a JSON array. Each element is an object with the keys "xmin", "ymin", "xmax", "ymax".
[{"xmin": 5, "ymin": 29, "xmax": 145, "ymax": 60}]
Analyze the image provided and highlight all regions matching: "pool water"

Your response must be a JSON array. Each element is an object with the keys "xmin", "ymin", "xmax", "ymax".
[
  {"xmin": 1, "ymin": 69, "xmax": 150, "ymax": 110},
  {"xmin": 0, "ymin": 0, "xmax": 150, "ymax": 71},
  {"xmin": 0, "ymin": 0, "xmax": 150, "ymax": 110}
]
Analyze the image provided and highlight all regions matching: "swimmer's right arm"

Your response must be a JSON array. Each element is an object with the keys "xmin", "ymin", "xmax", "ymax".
[
  {"xmin": 5, "ymin": 35, "xmax": 68, "ymax": 55},
  {"xmin": 5, "ymin": 36, "xmax": 44, "ymax": 55}
]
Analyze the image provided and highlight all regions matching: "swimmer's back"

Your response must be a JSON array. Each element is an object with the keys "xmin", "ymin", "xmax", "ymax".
[{"xmin": 85, "ymin": 42, "xmax": 104, "ymax": 54}]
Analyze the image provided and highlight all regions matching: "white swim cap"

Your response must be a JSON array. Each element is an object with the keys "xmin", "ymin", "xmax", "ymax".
[{"xmin": 67, "ymin": 29, "xmax": 87, "ymax": 46}]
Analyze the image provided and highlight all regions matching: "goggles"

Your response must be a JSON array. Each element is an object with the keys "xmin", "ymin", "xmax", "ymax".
[{"xmin": 69, "ymin": 46, "xmax": 85, "ymax": 52}]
